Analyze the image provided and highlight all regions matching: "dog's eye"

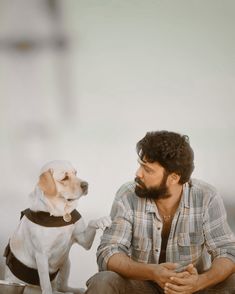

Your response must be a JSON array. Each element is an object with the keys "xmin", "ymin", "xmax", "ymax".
[{"xmin": 61, "ymin": 175, "xmax": 69, "ymax": 181}]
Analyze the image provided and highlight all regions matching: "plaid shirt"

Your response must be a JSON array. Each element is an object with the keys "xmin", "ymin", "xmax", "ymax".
[{"xmin": 97, "ymin": 179, "xmax": 235, "ymax": 272}]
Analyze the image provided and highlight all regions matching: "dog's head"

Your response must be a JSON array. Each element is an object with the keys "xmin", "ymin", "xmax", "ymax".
[{"xmin": 37, "ymin": 160, "xmax": 88, "ymax": 216}]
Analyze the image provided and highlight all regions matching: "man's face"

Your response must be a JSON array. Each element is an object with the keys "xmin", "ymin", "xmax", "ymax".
[{"xmin": 135, "ymin": 158, "xmax": 171, "ymax": 200}]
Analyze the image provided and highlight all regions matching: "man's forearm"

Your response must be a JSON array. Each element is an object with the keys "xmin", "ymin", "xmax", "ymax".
[
  {"xmin": 196, "ymin": 257, "xmax": 234, "ymax": 291},
  {"xmin": 107, "ymin": 253, "xmax": 154, "ymax": 281}
]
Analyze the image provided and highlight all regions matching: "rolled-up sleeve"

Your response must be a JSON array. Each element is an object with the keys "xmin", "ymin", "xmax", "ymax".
[
  {"xmin": 203, "ymin": 193, "xmax": 235, "ymax": 263},
  {"xmin": 97, "ymin": 189, "xmax": 133, "ymax": 271}
]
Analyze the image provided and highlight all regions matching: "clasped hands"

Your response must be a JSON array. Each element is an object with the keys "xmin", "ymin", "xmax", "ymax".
[{"xmin": 151, "ymin": 262, "xmax": 199, "ymax": 294}]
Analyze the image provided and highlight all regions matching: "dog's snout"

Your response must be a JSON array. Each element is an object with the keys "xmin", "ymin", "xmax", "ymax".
[{"xmin": 81, "ymin": 181, "xmax": 88, "ymax": 192}]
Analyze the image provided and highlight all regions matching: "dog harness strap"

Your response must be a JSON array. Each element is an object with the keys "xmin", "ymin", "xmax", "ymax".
[
  {"xmin": 4, "ymin": 243, "xmax": 59, "ymax": 286},
  {"xmin": 20, "ymin": 209, "xmax": 81, "ymax": 227}
]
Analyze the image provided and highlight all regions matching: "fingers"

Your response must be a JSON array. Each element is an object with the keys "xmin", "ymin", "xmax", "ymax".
[
  {"xmin": 185, "ymin": 264, "xmax": 197, "ymax": 275},
  {"xmin": 172, "ymin": 264, "xmax": 197, "ymax": 278},
  {"xmin": 164, "ymin": 282, "xmax": 190, "ymax": 293},
  {"xmin": 162, "ymin": 262, "xmax": 179, "ymax": 270},
  {"xmin": 163, "ymin": 264, "xmax": 197, "ymax": 293},
  {"xmin": 174, "ymin": 271, "xmax": 191, "ymax": 278},
  {"xmin": 169, "ymin": 276, "xmax": 188, "ymax": 286}
]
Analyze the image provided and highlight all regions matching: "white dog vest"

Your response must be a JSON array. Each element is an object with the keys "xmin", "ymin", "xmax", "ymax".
[{"xmin": 4, "ymin": 209, "xmax": 81, "ymax": 285}]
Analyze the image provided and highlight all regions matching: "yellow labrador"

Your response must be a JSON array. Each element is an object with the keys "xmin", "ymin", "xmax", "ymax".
[{"xmin": 4, "ymin": 160, "xmax": 111, "ymax": 294}]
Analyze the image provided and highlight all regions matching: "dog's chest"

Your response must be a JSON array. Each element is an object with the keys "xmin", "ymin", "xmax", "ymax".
[{"xmin": 11, "ymin": 217, "xmax": 75, "ymax": 268}]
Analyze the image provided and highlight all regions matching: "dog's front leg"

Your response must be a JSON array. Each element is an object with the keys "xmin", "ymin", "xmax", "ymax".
[
  {"xmin": 56, "ymin": 257, "xmax": 71, "ymax": 292},
  {"xmin": 75, "ymin": 216, "xmax": 111, "ymax": 250},
  {"xmin": 56, "ymin": 258, "xmax": 85, "ymax": 294},
  {"xmin": 35, "ymin": 252, "xmax": 53, "ymax": 294}
]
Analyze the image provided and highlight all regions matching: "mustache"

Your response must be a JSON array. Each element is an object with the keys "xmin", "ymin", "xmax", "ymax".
[{"xmin": 134, "ymin": 177, "xmax": 145, "ymax": 188}]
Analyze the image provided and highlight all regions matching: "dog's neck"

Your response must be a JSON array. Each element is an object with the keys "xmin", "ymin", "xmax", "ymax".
[
  {"xmin": 29, "ymin": 187, "xmax": 55, "ymax": 214},
  {"xmin": 29, "ymin": 186, "xmax": 76, "ymax": 216}
]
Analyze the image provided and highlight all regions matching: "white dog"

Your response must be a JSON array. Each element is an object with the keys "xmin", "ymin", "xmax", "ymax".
[{"xmin": 4, "ymin": 160, "xmax": 111, "ymax": 294}]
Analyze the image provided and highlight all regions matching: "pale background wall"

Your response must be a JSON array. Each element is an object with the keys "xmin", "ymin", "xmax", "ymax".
[{"xmin": 0, "ymin": 0, "xmax": 235, "ymax": 289}]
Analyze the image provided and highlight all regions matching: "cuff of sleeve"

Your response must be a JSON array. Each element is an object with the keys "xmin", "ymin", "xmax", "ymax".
[
  {"xmin": 213, "ymin": 252, "xmax": 235, "ymax": 264},
  {"xmin": 98, "ymin": 244, "xmax": 129, "ymax": 271}
]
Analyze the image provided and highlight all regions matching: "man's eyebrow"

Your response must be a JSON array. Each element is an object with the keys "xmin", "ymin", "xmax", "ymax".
[{"xmin": 137, "ymin": 159, "xmax": 154, "ymax": 171}]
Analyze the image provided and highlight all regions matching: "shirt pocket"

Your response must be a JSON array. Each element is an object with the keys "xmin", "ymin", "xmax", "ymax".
[
  {"xmin": 177, "ymin": 232, "xmax": 204, "ymax": 262},
  {"xmin": 131, "ymin": 236, "xmax": 152, "ymax": 263}
]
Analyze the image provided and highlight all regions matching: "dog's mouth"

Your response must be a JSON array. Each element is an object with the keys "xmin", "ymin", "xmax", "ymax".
[
  {"xmin": 67, "ymin": 197, "xmax": 79, "ymax": 202},
  {"xmin": 83, "ymin": 188, "xmax": 88, "ymax": 195}
]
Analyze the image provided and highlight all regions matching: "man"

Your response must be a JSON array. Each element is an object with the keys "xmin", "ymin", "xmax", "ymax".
[{"xmin": 85, "ymin": 131, "xmax": 235, "ymax": 294}]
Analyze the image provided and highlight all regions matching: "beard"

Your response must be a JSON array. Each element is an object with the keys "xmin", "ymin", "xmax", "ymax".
[{"xmin": 134, "ymin": 172, "xmax": 171, "ymax": 200}]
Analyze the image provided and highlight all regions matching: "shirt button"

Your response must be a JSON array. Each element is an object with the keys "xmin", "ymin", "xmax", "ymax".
[
  {"xmin": 155, "ymin": 249, "xmax": 159, "ymax": 252},
  {"xmin": 157, "ymin": 227, "xmax": 161, "ymax": 230}
]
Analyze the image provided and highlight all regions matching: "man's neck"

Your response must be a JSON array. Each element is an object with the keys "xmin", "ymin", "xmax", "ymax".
[{"xmin": 155, "ymin": 184, "xmax": 183, "ymax": 214}]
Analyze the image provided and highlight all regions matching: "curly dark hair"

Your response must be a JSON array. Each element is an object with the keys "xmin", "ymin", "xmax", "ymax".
[{"xmin": 136, "ymin": 131, "xmax": 194, "ymax": 184}]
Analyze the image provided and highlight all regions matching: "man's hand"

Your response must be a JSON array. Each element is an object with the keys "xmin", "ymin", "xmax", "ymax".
[
  {"xmin": 164, "ymin": 264, "xmax": 199, "ymax": 294},
  {"xmin": 150, "ymin": 262, "xmax": 179, "ymax": 289}
]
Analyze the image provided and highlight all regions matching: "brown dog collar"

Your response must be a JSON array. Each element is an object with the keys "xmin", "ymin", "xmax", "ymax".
[{"xmin": 20, "ymin": 209, "xmax": 81, "ymax": 227}]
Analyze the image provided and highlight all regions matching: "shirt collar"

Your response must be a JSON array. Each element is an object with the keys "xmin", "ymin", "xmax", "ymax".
[
  {"xmin": 145, "ymin": 198, "xmax": 156, "ymax": 213},
  {"xmin": 181, "ymin": 182, "xmax": 190, "ymax": 208}
]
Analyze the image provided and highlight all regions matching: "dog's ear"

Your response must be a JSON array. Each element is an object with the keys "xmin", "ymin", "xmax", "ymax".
[{"xmin": 38, "ymin": 169, "xmax": 57, "ymax": 197}]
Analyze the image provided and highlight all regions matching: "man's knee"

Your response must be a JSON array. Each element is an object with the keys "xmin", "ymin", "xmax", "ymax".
[{"xmin": 86, "ymin": 271, "xmax": 125, "ymax": 293}]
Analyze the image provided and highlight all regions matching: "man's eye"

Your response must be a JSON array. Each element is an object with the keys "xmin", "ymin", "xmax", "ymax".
[
  {"xmin": 61, "ymin": 176, "xmax": 69, "ymax": 181},
  {"xmin": 144, "ymin": 167, "xmax": 153, "ymax": 174}
]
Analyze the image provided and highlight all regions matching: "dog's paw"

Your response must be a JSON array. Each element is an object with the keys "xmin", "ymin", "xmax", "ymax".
[{"xmin": 88, "ymin": 216, "xmax": 111, "ymax": 230}]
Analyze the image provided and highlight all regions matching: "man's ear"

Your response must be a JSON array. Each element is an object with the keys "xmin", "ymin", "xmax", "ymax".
[
  {"xmin": 169, "ymin": 173, "xmax": 181, "ymax": 185},
  {"xmin": 38, "ymin": 169, "xmax": 57, "ymax": 197}
]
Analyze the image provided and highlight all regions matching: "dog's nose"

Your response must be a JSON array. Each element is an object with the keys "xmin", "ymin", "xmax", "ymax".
[{"xmin": 81, "ymin": 181, "xmax": 88, "ymax": 192}]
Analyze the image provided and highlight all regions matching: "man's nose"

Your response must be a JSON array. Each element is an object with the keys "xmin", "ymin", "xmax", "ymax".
[{"xmin": 135, "ymin": 166, "xmax": 143, "ymax": 178}]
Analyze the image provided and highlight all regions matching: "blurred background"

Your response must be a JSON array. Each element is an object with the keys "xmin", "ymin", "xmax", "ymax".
[{"xmin": 0, "ymin": 0, "xmax": 235, "ymax": 289}]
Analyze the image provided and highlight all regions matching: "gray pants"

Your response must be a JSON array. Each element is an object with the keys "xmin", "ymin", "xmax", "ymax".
[{"xmin": 85, "ymin": 271, "xmax": 235, "ymax": 294}]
